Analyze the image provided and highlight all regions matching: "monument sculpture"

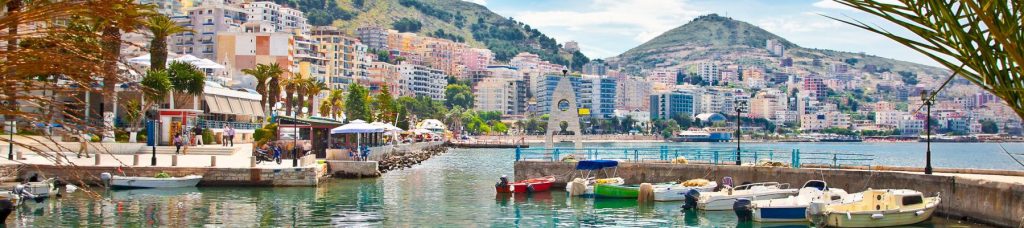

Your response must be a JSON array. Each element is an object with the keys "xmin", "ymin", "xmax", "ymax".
[{"xmin": 545, "ymin": 70, "xmax": 583, "ymax": 149}]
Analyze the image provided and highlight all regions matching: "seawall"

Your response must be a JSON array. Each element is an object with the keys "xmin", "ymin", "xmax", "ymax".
[
  {"xmin": 18, "ymin": 164, "xmax": 329, "ymax": 187},
  {"xmin": 515, "ymin": 161, "xmax": 1024, "ymax": 227}
]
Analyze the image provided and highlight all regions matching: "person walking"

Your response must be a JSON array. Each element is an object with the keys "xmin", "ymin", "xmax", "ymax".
[
  {"xmin": 77, "ymin": 129, "xmax": 91, "ymax": 159},
  {"xmin": 225, "ymin": 125, "xmax": 235, "ymax": 147},
  {"xmin": 173, "ymin": 133, "xmax": 183, "ymax": 155}
]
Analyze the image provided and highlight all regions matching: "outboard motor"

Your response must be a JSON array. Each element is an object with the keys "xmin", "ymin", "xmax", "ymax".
[
  {"xmin": 0, "ymin": 199, "xmax": 11, "ymax": 221},
  {"xmin": 100, "ymin": 172, "xmax": 112, "ymax": 188},
  {"xmin": 806, "ymin": 201, "xmax": 828, "ymax": 227},
  {"xmin": 680, "ymin": 189, "xmax": 701, "ymax": 210},
  {"xmin": 733, "ymin": 198, "xmax": 753, "ymax": 222}
]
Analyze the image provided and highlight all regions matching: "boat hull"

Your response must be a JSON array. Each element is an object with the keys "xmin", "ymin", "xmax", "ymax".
[
  {"xmin": 699, "ymin": 191, "xmax": 796, "ymax": 211},
  {"xmin": 594, "ymin": 184, "xmax": 639, "ymax": 198},
  {"xmin": 753, "ymin": 206, "xmax": 809, "ymax": 222},
  {"xmin": 497, "ymin": 176, "xmax": 555, "ymax": 193},
  {"xmin": 821, "ymin": 207, "xmax": 936, "ymax": 227},
  {"xmin": 653, "ymin": 185, "xmax": 716, "ymax": 201},
  {"xmin": 111, "ymin": 175, "xmax": 202, "ymax": 189}
]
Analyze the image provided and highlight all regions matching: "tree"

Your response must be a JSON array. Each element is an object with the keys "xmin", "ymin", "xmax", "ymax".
[
  {"xmin": 444, "ymin": 84, "xmax": 474, "ymax": 109},
  {"xmin": 306, "ymin": 80, "xmax": 325, "ymax": 117},
  {"xmin": 373, "ymin": 85, "xmax": 398, "ymax": 123},
  {"xmin": 981, "ymin": 120, "xmax": 999, "ymax": 134},
  {"xmin": 392, "ymin": 17, "xmax": 422, "ymax": 33},
  {"xmin": 282, "ymin": 74, "xmax": 298, "ymax": 116},
  {"xmin": 242, "ymin": 63, "xmax": 285, "ymax": 122},
  {"xmin": 898, "ymin": 71, "xmax": 918, "ymax": 85},
  {"xmin": 167, "ymin": 61, "xmax": 205, "ymax": 109},
  {"xmin": 328, "ymin": 89, "xmax": 345, "ymax": 119},
  {"xmin": 144, "ymin": 14, "xmax": 190, "ymax": 71},
  {"xmin": 831, "ymin": 0, "xmax": 1024, "ymax": 120},
  {"xmin": 90, "ymin": 0, "xmax": 156, "ymax": 140},
  {"xmin": 140, "ymin": 70, "xmax": 170, "ymax": 110},
  {"xmin": 345, "ymin": 83, "xmax": 372, "ymax": 121}
]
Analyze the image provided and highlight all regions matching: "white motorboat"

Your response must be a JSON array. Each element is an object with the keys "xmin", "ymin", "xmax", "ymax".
[
  {"xmin": 653, "ymin": 179, "xmax": 718, "ymax": 201},
  {"xmin": 685, "ymin": 182, "xmax": 797, "ymax": 211},
  {"xmin": 109, "ymin": 175, "xmax": 203, "ymax": 189},
  {"xmin": 565, "ymin": 160, "xmax": 622, "ymax": 197},
  {"xmin": 749, "ymin": 180, "xmax": 853, "ymax": 222},
  {"xmin": 806, "ymin": 189, "xmax": 940, "ymax": 227}
]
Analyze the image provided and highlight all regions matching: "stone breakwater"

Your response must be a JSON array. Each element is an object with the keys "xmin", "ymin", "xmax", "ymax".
[
  {"xmin": 378, "ymin": 145, "xmax": 449, "ymax": 173},
  {"xmin": 11, "ymin": 164, "xmax": 329, "ymax": 187}
]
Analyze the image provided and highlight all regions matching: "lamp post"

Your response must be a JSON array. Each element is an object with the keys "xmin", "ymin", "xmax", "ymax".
[
  {"xmin": 922, "ymin": 90, "xmax": 933, "ymax": 175},
  {"xmin": 151, "ymin": 119, "xmax": 158, "ymax": 166},
  {"xmin": 735, "ymin": 100, "xmax": 746, "ymax": 165},
  {"xmin": 7, "ymin": 120, "xmax": 13, "ymax": 160},
  {"xmin": 293, "ymin": 107, "xmax": 306, "ymax": 167}
]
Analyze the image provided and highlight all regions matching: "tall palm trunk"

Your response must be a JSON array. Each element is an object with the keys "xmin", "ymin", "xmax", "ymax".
[
  {"xmin": 284, "ymin": 84, "xmax": 294, "ymax": 116},
  {"xmin": 296, "ymin": 85, "xmax": 306, "ymax": 117},
  {"xmin": 306, "ymin": 90, "xmax": 316, "ymax": 117},
  {"xmin": 101, "ymin": 26, "xmax": 121, "ymax": 141},
  {"xmin": 150, "ymin": 33, "xmax": 167, "ymax": 71}
]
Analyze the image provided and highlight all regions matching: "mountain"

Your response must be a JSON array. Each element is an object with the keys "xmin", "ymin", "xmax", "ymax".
[
  {"xmin": 608, "ymin": 14, "xmax": 947, "ymax": 76},
  {"xmin": 272, "ymin": 0, "xmax": 588, "ymax": 69}
]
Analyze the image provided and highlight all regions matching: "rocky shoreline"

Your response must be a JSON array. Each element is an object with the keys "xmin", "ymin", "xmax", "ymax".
[{"xmin": 377, "ymin": 145, "xmax": 449, "ymax": 173}]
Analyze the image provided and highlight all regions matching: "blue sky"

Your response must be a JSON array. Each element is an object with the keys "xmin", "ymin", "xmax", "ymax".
[{"xmin": 462, "ymin": 0, "xmax": 939, "ymax": 67}]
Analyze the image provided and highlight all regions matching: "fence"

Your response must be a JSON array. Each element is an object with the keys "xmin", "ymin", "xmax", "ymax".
[
  {"xmin": 196, "ymin": 119, "xmax": 262, "ymax": 130},
  {"xmin": 514, "ymin": 146, "xmax": 874, "ymax": 169}
]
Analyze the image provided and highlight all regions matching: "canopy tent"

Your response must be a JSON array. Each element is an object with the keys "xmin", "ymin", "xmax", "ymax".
[
  {"xmin": 127, "ymin": 54, "xmax": 225, "ymax": 69},
  {"xmin": 330, "ymin": 120, "xmax": 386, "ymax": 159},
  {"xmin": 575, "ymin": 160, "xmax": 619, "ymax": 170},
  {"xmin": 370, "ymin": 122, "xmax": 403, "ymax": 132}
]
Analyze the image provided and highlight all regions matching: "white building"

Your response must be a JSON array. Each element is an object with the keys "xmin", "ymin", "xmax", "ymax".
[
  {"xmin": 875, "ymin": 111, "xmax": 907, "ymax": 127},
  {"xmin": 399, "ymin": 63, "xmax": 447, "ymax": 100}
]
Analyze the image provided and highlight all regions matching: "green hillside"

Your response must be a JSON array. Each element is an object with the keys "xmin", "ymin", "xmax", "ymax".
[
  {"xmin": 620, "ymin": 14, "xmax": 796, "ymax": 59},
  {"xmin": 272, "ymin": 0, "xmax": 588, "ymax": 69}
]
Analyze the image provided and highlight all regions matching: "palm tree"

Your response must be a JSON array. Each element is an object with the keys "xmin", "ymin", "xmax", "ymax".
[
  {"xmin": 88, "ymin": 0, "xmax": 155, "ymax": 140},
  {"xmin": 267, "ymin": 68, "xmax": 283, "ymax": 116},
  {"xmin": 1, "ymin": 0, "xmax": 22, "ymax": 133},
  {"xmin": 144, "ymin": 14, "xmax": 190, "ymax": 71},
  {"xmin": 830, "ymin": 0, "xmax": 1024, "ymax": 120},
  {"xmin": 167, "ymin": 61, "xmax": 205, "ymax": 109},
  {"xmin": 282, "ymin": 74, "xmax": 298, "ymax": 116},
  {"xmin": 327, "ymin": 89, "xmax": 345, "ymax": 120},
  {"xmin": 241, "ymin": 63, "xmax": 284, "ymax": 123},
  {"xmin": 305, "ymin": 80, "xmax": 326, "ymax": 117}
]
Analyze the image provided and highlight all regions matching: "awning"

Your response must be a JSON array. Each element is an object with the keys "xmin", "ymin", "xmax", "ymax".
[
  {"xmin": 330, "ymin": 120, "xmax": 385, "ymax": 134},
  {"xmin": 249, "ymin": 101, "xmax": 264, "ymax": 117},
  {"xmin": 214, "ymin": 95, "xmax": 232, "ymax": 114},
  {"xmin": 575, "ymin": 160, "xmax": 619, "ymax": 170},
  {"xmin": 204, "ymin": 95, "xmax": 222, "ymax": 114},
  {"xmin": 227, "ymin": 97, "xmax": 243, "ymax": 115}
]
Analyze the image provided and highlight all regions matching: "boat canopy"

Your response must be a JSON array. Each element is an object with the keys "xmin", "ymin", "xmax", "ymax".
[{"xmin": 575, "ymin": 160, "xmax": 618, "ymax": 170}]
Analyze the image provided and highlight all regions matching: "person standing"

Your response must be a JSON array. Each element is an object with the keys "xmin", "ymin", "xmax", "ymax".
[
  {"xmin": 221, "ymin": 124, "xmax": 229, "ymax": 147},
  {"xmin": 225, "ymin": 125, "xmax": 235, "ymax": 147},
  {"xmin": 192, "ymin": 125, "xmax": 204, "ymax": 146}
]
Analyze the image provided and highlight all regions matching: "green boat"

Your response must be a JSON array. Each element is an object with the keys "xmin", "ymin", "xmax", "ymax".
[{"xmin": 594, "ymin": 184, "xmax": 640, "ymax": 198}]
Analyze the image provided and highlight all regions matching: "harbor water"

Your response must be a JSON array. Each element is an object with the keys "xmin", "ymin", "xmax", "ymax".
[{"xmin": 11, "ymin": 142, "xmax": 1018, "ymax": 227}]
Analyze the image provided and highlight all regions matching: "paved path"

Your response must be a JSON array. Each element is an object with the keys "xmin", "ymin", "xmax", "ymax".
[{"xmin": 0, "ymin": 144, "xmax": 300, "ymax": 169}]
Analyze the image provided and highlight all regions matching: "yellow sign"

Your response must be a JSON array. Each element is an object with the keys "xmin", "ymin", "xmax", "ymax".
[{"xmin": 577, "ymin": 108, "xmax": 590, "ymax": 115}]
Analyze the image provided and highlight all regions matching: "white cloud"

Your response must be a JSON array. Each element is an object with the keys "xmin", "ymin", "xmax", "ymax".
[
  {"xmin": 513, "ymin": 0, "xmax": 704, "ymax": 43},
  {"xmin": 812, "ymin": 0, "xmax": 853, "ymax": 10},
  {"xmin": 756, "ymin": 15, "xmax": 844, "ymax": 33},
  {"xmin": 463, "ymin": 0, "xmax": 486, "ymax": 6}
]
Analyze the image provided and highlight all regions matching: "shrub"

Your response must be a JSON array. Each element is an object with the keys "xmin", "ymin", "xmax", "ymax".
[
  {"xmin": 90, "ymin": 134, "xmax": 101, "ymax": 142},
  {"xmin": 202, "ymin": 129, "xmax": 214, "ymax": 144}
]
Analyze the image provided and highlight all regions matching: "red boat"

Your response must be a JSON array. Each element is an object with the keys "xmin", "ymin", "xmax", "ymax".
[{"xmin": 495, "ymin": 176, "xmax": 556, "ymax": 193}]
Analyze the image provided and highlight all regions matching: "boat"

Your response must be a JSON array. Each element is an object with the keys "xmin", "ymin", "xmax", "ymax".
[
  {"xmin": 653, "ymin": 178, "xmax": 718, "ymax": 201},
  {"xmin": 109, "ymin": 175, "xmax": 203, "ymax": 189},
  {"xmin": 748, "ymin": 180, "xmax": 852, "ymax": 222},
  {"xmin": 594, "ymin": 182, "xmax": 676, "ymax": 198},
  {"xmin": 684, "ymin": 182, "xmax": 797, "ymax": 211},
  {"xmin": 495, "ymin": 176, "xmax": 555, "ymax": 193},
  {"xmin": 669, "ymin": 130, "xmax": 731, "ymax": 142},
  {"xmin": 806, "ymin": 189, "xmax": 940, "ymax": 227},
  {"xmin": 564, "ymin": 160, "xmax": 624, "ymax": 197}
]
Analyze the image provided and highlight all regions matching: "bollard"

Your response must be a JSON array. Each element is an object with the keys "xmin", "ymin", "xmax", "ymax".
[
  {"xmin": 250, "ymin": 156, "xmax": 256, "ymax": 167},
  {"xmin": 171, "ymin": 154, "xmax": 178, "ymax": 167},
  {"xmin": 94, "ymin": 154, "xmax": 101, "ymax": 165},
  {"xmin": 15, "ymin": 150, "xmax": 22, "ymax": 160},
  {"xmin": 210, "ymin": 156, "xmax": 216, "ymax": 167},
  {"xmin": 133, "ymin": 154, "xmax": 140, "ymax": 166}
]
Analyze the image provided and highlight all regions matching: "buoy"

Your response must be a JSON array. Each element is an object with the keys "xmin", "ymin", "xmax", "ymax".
[{"xmin": 637, "ymin": 183, "xmax": 654, "ymax": 203}]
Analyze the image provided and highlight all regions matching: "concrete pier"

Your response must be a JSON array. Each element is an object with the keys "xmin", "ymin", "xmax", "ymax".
[{"xmin": 515, "ymin": 161, "xmax": 1024, "ymax": 227}]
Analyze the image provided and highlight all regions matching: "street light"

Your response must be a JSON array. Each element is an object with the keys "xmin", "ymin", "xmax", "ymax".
[
  {"xmin": 735, "ymin": 100, "xmax": 746, "ymax": 165},
  {"xmin": 7, "ymin": 120, "xmax": 14, "ymax": 160},
  {"xmin": 293, "ymin": 107, "xmax": 307, "ymax": 167},
  {"xmin": 921, "ymin": 90, "xmax": 933, "ymax": 175}
]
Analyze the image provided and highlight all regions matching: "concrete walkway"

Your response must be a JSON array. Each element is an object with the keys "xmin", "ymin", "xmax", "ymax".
[{"xmin": 0, "ymin": 143, "xmax": 300, "ymax": 169}]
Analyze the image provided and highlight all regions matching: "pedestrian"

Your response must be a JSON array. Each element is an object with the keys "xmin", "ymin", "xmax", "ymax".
[
  {"xmin": 360, "ymin": 144, "xmax": 369, "ymax": 161},
  {"xmin": 173, "ymin": 133, "xmax": 183, "ymax": 154},
  {"xmin": 77, "ymin": 129, "xmax": 91, "ymax": 159},
  {"xmin": 222, "ymin": 124, "xmax": 229, "ymax": 147},
  {"xmin": 225, "ymin": 125, "xmax": 235, "ymax": 147},
  {"xmin": 193, "ymin": 125, "xmax": 204, "ymax": 146}
]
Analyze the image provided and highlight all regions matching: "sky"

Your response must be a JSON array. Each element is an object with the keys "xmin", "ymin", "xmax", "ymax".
[{"xmin": 462, "ymin": 0, "xmax": 940, "ymax": 67}]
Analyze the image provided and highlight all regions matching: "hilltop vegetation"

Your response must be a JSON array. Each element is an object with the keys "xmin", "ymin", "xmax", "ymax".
[{"xmin": 273, "ymin": 0, "xmax": 588, "ymax": 69}]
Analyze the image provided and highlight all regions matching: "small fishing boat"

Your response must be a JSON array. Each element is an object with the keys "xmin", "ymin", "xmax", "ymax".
[
  {"xmin": 564, "ymin": 160, "xmax": 623, "ymax": 197},
  {"xmin": 653, "ymin": 178, "xmax": 718, "ymax": 201},
  {"xmin": 747, "ymin": 180, "xmax": 852, "ymax": 222},
  {"xmin": 107, "ymin": 174, "xmax": 203, "ymax": 189},
  {"xmin": 495, "ymin": 176, "xmax": 555, "ymax": 193},
  {"xmin": 594, "ymin": 182, "xmax": 677, "ymax": 198},
  {"xmin": 806, "ymin": 189, "xmax": 940, "ymax": 227},
  {"xmin": 684, "ymin": 181, "xmax": 797, "ymax": 211}
]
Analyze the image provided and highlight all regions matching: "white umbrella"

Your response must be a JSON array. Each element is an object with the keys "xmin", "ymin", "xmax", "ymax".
[
  {"xmin": 128, "ymin": 54, "xmax": 151, "ymax": 65},
  {"xmin": 192, "ymin": 58, "xmax": 225, "ymax": 69},
  {"xmin": 330, "ymin": 120, "xmax": 385, "ymax": 159},
  {"xmin": 172, "ymin": 54, "xmax": 201, "ymax": 63}
]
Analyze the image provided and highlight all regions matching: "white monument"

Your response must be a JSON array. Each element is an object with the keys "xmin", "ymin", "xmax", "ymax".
[{"xmin": 545, "ymin": 70, "xmax": 583, "ymax": 149}]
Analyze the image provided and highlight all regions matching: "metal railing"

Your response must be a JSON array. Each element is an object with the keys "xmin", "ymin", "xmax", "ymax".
[
  {"xmin": 514, "ymin": 146, "xmax": 874, "ymax": 169},
  {"xmin": 196, "ymin": 119, "xmax": 262, "ymax": 130}
]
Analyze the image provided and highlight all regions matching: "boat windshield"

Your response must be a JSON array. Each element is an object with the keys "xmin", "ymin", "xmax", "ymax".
[{"xmin": 802, "ymin": 180, "xmax": 827, "ymax": 190}]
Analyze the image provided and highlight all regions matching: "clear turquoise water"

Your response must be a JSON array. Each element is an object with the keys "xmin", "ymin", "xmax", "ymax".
[{"xmin": 9, "ymin": 142, "xmax": 1011, "ymax": 227}]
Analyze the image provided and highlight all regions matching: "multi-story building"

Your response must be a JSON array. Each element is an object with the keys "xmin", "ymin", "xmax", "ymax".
[
  {"xmin": 535, "ymin": 74, "xmax": 582, "ymax": 114},
  {"xmin": 215, "ymin": 32, "xmax": 293, "ymax": 89},
  {"xmin": 875, "ymin": 111, "xmax": 907, "ymax": 127},
  {"xmin": 310, "ymin": 26, "xmax": 361, "ymax": 90},
  {"xmin": 898, "ymin": 118, "xmax": 925, "ymax": 136},
  {"xmin": 748, "ymin": 89, "xmax": 786, "ymax": 119},
  {"xmin": 698, "ymin": 62, "xmax": 720, "ymax": 84},
  {"xmin": 292, "ymin": 33, "xmax": 326, "ymax": 84},
  {"xmin": 616, "ymin": 77, "xmax": 650, "ymax": 111},
  {"xmin": 141, "ymin": 0, "xmax": 187, "ymax": 17},
  {"xmin": 803, "ymin": 74, "xmax": 827, "ymax": 101},
  {"xmin": 459, "ymin": 48, "xmax": 493, "ymax": 72},
  {"xmin": 367, "ymin": 61, "xmax": 401, "ymax": 94},
  {"xmin": 474, "ymin": 78, "xmax": 527, "ymax": 116},
  {"xmin": 766, "ymin": 38, "xmax": 785, "ymax": 57},
  {"xmin": 650, "ymin": 91, "xmax": 697, "ymax": 120},
  {"xmin": 646, "ymin": 69, "xmax": 676, "ymax": 91},
  {"xmin": 356, "ymin": 26, "xmax": 389, "ymax": 51},
  {"xmin": 242, "ymin": 1, "xmax": 309, "ymax": 34},
  {"xmin": 800, "ymin": 111, "xmax": 851, "ymax": 131},
  {"xmin": 582, "ymin": 61, "xmax": 607, "ymax": 76},
  {"xmin": 582, "ymin": 75, "xmax": 617, "ymax": 119},
  {"xmin": 563, "ymin": 40, "xmax": 579, "ymax": 52},
  {"xmin": 170, "ymin": 3, "xmax": 249, "ymax": 60},
  {"xmin": 398, "ymin": 63, "xmax": 447, "ymax": 100}
]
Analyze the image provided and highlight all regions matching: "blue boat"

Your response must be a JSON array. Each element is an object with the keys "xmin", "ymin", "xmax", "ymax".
[{"xmin": 750, "ymin": 180, "xmax": 852, "ymax": 223}]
